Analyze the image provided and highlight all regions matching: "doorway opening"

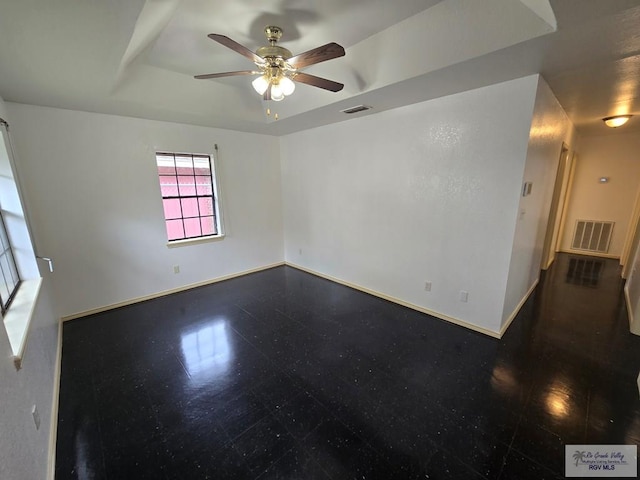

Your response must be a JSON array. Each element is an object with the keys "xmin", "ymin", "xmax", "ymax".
[{"xmin": 541, "ymin": 144, "xmax": 574, "ymax": 270}]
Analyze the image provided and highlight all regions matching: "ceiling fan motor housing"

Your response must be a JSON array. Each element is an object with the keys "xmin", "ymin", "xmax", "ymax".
[
  {"xmin": 256, "ymin": 26, "xmax": 292, "ymax": 61},
  {"xmin": 256, "ymin": 45, "xmax": 292, "ymax": 61}
]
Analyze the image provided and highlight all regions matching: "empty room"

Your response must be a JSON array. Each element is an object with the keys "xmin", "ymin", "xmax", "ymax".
[{"xmin": 1, "ymin": 1, "xmax": 640, "ymax": 479}]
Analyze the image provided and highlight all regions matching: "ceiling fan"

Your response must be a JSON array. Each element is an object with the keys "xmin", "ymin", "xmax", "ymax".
[{"xmin": 194, "ymin": 26, "xmax": 345, "ymax": 102}]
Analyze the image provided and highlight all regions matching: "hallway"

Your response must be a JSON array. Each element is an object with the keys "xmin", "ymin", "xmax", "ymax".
[{"xmin": 55, "ymin": 253, "xmax": 640, "ymax": 479}]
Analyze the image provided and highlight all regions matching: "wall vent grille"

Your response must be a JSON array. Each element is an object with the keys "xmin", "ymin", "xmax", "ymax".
[
  {"xmin": 571, "ymin": 220, "xmax": 614, "ymax": 253},
  {"xmin": 340, "ymin": 105, "xmax": 371, "ymax": 114}
]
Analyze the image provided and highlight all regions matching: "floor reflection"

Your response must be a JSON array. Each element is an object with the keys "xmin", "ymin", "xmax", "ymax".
[
  {"xmin": 566, "ymin": 257, "xmax": 604, "ymax": 287},
  {"xmin": 544, "ymin": 378, "xmax": 571, "ymax": 419},
  {"xmin": 490, "ymin": 363, "xmax": 517, "ymax": 396},
  {"xmin": 180, "ymin": 319, "xmax": 232, "ymax": 378}
]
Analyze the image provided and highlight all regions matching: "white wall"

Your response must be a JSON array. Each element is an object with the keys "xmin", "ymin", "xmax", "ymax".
[
  {"xmin": 626, "ymin": 218, "xmax": 640, "ymax": 335},
  {"xmin": 0, "ymin": 97, "xmax": 60, "ymax": 480},
  {"xmin": 281, "ymin": 76, "xmax": 539, "ymax": 334},
  {"xmin": 6, "ymin": 104, "xmax": 284, "ymax": 318},
  {"xmin": 559, "ymin": 132, "xmax": 640, "ymax": 257},
  {"xmin": 501, "ymin": 76, "xmax": 575, "ymax": 329}
]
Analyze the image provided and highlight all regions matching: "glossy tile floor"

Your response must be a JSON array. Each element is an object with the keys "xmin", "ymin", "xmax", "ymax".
[{"xmin": 56, "ymin": 254, "xmax": 640, "ymax": 479}]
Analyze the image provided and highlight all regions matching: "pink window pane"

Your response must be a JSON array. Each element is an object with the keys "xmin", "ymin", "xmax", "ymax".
[
  {"xmin": 175, "ymin": 156, "xmax": 193, "ymax": 175},
  {"xmin": 177, "ymin": 176, "xmax": 196, "ymax": 196},
  {"xmin": 181, "ymin": 198, "xmax": 199, "ymax": 218},
  {"xmin": 166, "ymin": 219, "xmax": 184, "ymax": 240},
  {"xmin": 193, "ymin": 156, "xmax": 211, "ymax": 175},
  {"xmin": 195, "ymin": 176, "xmax": 212, "ymax": 195},
  {"xmin": 163, "ymin": 198, "xmax": 182, "ymax": 220},
  {"xmin": 156, "ymin": 155, "xmax": 176, "ymax": 175},
  {"xmin": 184, "ymin": 217, "xmax": 201, "ymax": 237},
  {"xmin": 198, "ymin": 197, "xmax": 213, "ymax": 215},
  {"xmin": 200, "ymin": 216, "xmax": 216, "ymax": 235},
  {"xmin": 159, "ymin": 176, "xmax": 178, "ymax": 197}
]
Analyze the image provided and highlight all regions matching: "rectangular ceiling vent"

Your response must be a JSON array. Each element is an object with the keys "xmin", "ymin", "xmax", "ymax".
[
  {"xmin": 571, "ymin": 220, "xmax": 614, "ymax": 253},
  {"xmin": 340, "ymin": 105, "xmax": 372, "ymax": 115}
]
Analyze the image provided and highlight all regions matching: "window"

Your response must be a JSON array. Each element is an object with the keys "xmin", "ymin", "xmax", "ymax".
[
  {"xmin": 0, "ymin": 118, "xmax": 42, "ymax": 367},
  {"xmin": 0, "ymin": 210, "xmax": 20, "ymax": 313},
  {"xmin": 156, "ymin": 152, "xmax": 221, "ymax": 242}
]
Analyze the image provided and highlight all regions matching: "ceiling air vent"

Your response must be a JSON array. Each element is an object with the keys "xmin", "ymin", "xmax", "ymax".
[{"xmin": 340, "ymin": 105, "xmax": 372, "ymax": 115}]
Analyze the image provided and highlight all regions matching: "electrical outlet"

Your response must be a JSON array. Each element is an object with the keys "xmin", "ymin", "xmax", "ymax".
[
  {"xmin": 173, "ymin": 265, "xmax": 180, "ymax": 274},
  {"xmin": 299, "ymin": 248, "xmax": 302, "ymax": 255},
  {"xmin": 460, "ymin": 290, "xmax": 469, "ymax": 303},
  {"xmin": 32, "ymin": 405, "xmax": 40, "ymax": 430},
  {"xmin": 424, "ymin": 281, "xmax": 432, "ymax": 292}
]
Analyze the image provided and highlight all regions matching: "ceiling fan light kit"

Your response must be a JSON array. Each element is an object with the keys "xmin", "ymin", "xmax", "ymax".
[
  {"xmin": 195, "ymin": 26, "xmax": 345, "ymax": 104},
  {"xmin": 252, "ymin": 75, "xmax": 270, "ymax": 95},
  {"xmin": 251, "ymin": 65, "xmax": 296, "ymax": 101}
]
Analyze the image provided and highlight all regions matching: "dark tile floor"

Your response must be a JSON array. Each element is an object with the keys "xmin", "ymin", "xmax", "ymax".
[{"xmin": 55, "ymin": 254, "xmax": 640, "ymax": 479}]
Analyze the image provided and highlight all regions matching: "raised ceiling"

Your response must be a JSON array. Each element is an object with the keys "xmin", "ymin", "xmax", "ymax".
[{"xmin": 0, "ymin": 0, "xmax": 639, "ymax": 136}]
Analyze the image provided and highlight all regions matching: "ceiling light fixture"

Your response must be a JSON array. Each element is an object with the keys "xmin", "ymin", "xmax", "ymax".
[
  {"xmin": 251, "ymin": 70, "xmax": 295, "ymax": 101},
  {"xmin": 251, "ymin": 76, "xmax": 269, "ymax": 95},
  {"xmin": 602, "ymin": 115, "xmax": 632, "ymax": 128},
  {"xmin": 279, "ymin": 76, "xmax": 296, "ymax": 96}
]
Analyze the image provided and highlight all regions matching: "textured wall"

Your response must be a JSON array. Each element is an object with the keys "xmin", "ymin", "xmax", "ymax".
[
  {"xmin": 0, "ymin": 96, "xmax": 59, "ymax": 480},
  {"xmin": 6, "ymin": 104, "xmax": 284, "ymax": 318},
  {"xmin": 281, "ymin": 76, "xmax": 539, "ymax": 334},
  {"xmin": 626, "ymin": 218, "xmax": 640, "ymax": 335},
  {"xmin": 559, "ymin": 132, "xmax": 640, "ymax": 257},
  {"xmin": 501, "ymin": 76, "xmax": 576, "ymax": 328}
]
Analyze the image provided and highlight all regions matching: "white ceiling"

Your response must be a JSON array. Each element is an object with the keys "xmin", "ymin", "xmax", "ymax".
[{"xmin": 0, "ymin": 0, "xmax": 639, "ymax": 137}]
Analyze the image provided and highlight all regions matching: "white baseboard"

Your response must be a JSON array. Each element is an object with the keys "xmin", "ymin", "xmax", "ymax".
[
  {"xmin": 558, "ymin": 249, "xmax": 620, "ymax": 260},
  {"xmin": 61, "ymin": 260, "xmax": 540, "ymax": 339},
  {"xmin": 47, "ymin": 319, "xmax": 63, "ymax": 480},
  {"xmin": 499, "ymin": 279, "xmax": 539, "ymax": 337},
  {"xmin": 285, "ymin": 262, "xmax": 503, "ymax": 339},
  {"xmin": 61, "ymin": 262, "xmax": 285, "ymax": 322},
  {"xmin": 624, "ymin": 284, "xmax": 640, "ymax": 336}
]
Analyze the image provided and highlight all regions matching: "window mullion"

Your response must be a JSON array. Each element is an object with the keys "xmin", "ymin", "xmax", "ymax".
[
  {"xmin": 156, "ymin": 151, "xmax": 220, "ymax": 242},
  {"xmin": 0, "ymin": 211, "xmax": 20, "ymax": 313}
]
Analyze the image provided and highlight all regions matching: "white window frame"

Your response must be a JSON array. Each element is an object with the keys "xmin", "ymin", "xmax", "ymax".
[
  {"xmin": 0, "ymin": 118, "xmax": 43, "ymax": 369},
  {"xmin": 155, "ymin": 148, "xmax": 225, "ymax": 247},
  {"xmin": 0, "ymin": 209, "xmax": 21, "ymax": 312}
]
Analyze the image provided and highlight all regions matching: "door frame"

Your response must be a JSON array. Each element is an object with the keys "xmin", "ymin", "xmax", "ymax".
[
  {"xmin": 622, "ymin": 185, "xmax": 640, "ymax": 278},
  {"xmin": 541, "ymin": 143, "xmax": 574, "ymax": 270}
]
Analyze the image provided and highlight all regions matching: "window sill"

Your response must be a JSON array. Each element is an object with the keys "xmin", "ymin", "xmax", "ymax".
[
  {"xmin": 4, "ymin": 277, "xmax": 43, "ymax": 369},
  {"xmin": 166, "ymin": 234, "xmax": 225, "ymax": 248}
]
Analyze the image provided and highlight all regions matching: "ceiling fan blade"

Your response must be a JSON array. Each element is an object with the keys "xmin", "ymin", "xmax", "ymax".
[
  {"xmin": 287, "ymin": 42, "xmax": 345, "ymax": 69},
  {"xmin": 293, "ymin": 72, "xmax": 344, "ymax": 92},
  {"xmin": 207, "ymin": 34, "xmax": 264, "ymax": 64},
  {"xmin": 194, "ymin": 70, "xmax": 258, "ymax": 80}
]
